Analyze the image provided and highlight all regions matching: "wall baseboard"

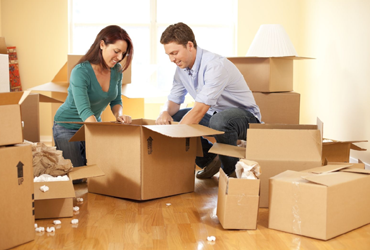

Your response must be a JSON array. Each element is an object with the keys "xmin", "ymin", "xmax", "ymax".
[
  {"xmin": 350, "ymin": 157, "xmax": 370, "ymax": 170},
  {"xmin": 40, "ymin": 136, "xmax": 52, "ymax": 143}
]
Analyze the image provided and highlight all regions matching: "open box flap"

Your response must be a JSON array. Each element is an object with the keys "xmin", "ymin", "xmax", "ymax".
[
  {"xmin": 340, "ymin": 168, "xmax": 370, "ymax": 175},
  {"xmin": 34, "ymin": 181, "xmax": 75, "ymax": 200},
  {"xmin": 0, "ymin": 91, "xmax": 30, "ymax": 105},
  {"xmin": 28, "ymin": 81, "xmax": 69, "ymax": 93},
  {"xmin": 301, "ymin": 173, "xmax": 351, "ymax": 187},
  {"xmin": 143, "ymin": 124, "xmax": 224, "ymax": 138},
  {"xmin": 38, "ymin": 94, "xmax": 64, "ymax": 103},
  {"xmin": 307, "ymin": 164, "xmax": 352, "ymax": 174},
  {"xmin": 68, "ymin": 164, "xmax": 104, "ymax": 180},
  {"xmin": 209, "ymin": 142, "xmax": 246, "ymax": 159},
  {"xmin": 69, "ymin": 125, "xmax": 85, "ymax": 142},
  {"xmin": 227, "ymin": 56, "xmax": 314, "ymax": 60}
]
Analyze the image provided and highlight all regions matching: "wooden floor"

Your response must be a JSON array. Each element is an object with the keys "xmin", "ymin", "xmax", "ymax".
[{"xmin": 14, "ymin": 173, "xmax": 370, "ymax": 250}]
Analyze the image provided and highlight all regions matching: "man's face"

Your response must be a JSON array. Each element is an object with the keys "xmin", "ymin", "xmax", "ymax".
[{"xmin": 164, "ymin": 42, "xmax": 195, "ymax": 69}]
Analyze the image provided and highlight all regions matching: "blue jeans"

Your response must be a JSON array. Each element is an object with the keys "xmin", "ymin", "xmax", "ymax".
[
  {"xmin": 52, "ymin": 122, "xmax": 86, "ymax": 168},
  {"xmin": 172, "ymin": 108, "xmax": 260, "ymax": 175}
]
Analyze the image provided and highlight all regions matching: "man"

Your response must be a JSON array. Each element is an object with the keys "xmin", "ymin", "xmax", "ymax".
[{"xmin": 156, "ymin": 22, "xmax": 261, "ymax": 179}]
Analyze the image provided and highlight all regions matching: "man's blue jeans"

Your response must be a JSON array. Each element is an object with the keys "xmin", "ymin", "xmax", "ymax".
[
  {"xmin": 172, "ymin": 108, "xmax": 260, "ymax": 175},
  {"xmin": 52, "ymin": 122, "xmax": 86, "ymax": 168}
]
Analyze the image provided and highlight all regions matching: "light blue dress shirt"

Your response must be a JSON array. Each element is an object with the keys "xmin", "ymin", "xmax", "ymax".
[{"xmin": 168, "ymin": 47, "xmax": 261, "ymax": 121}]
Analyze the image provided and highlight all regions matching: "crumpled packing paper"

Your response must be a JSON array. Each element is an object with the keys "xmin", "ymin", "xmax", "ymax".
[{"xmin": 235, "ymin": 159, "xmax": 261, "ymax": 179}]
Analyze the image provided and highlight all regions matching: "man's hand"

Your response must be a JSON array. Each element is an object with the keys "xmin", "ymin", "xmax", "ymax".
[{"xmin": 156, "ymin": 111, "xmax": 173, "ymax": 125}]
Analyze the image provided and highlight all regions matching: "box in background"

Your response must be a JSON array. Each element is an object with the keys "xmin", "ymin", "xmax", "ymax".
[
  {"xmin": 70, "ymin": 119, "xmax": 224, "ymax": 201},
  {"xmin": 227, "ymin": 56, "xmax": 312, "ymax": 92},
  {"xmin": 0, "ymin": 144, "xmax": 35, "ymax": 249},
  {"xmin": 322, "ymin": 138, "xmax": 367, "ymax": 164},
  {"xmin": 253, "ymin": 91, "xmax": 300, "ymax": 124},
  {"xmin": 269, "ymin": 164, "xmax": 370, "ymax": 240},
  {"xmin": 34, "ymin": 164, "xmax": 104, "ymax": 219},
  {"xmin": 0, "ymin": 37, "xmax": 10, "ymax": 93},
  {"xmin": 210, "ymin": 119, "xmax": 323, "ymax": 207},
  {"xmin": 217, "ymin": 169, "xmax": 260, "ymax": 230},
  {"xmin": 0, "ymin": 91, "xmax": 30, "ymax": 146}
]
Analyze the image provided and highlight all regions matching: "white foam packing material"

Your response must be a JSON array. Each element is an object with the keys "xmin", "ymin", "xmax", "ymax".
[{"xmin": 34, "ymin": 174, "xmax": 70, "ymax": 182}]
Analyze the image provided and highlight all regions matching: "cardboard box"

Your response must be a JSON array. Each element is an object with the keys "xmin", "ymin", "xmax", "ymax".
[
  {"xmin": 253, "ymin": 91, "xmax": 300, "ymax": 124},
  {"xmin": 34, "ymin": 164, "xmax": 104, "ymax": 219},
  {"xmin": 0, "ymin": 37, "xmax": 10, "ymax": 93},
  {"xmin": 322, "ymin": 138, "xmax": 367, "ymax": 164},
  {"xmin": 21, "ymin": 93, "xmax": 63, "ymax": 142},
  {"xmin": 217, "ymin": 169, "xmax": 260, "ymax": 230},
  {"xmin": 227, "ymin": 56, "xmax": 311, "ymax": 92},
  {"xmin": 69, "ymin": 119, "xmax": 224, "ymax": 200},
  {"xmin": 210, "ymin": 119, "xmax": 323, "ymax": 207},
  {"xmin": 268, "ymin": 164, "xmax": 370, "ymax": 240},
  {"xmin": 0, "ymin": 91, "xmax": 30, "ymax": 146},
  {"xmin": 0, "ymin": 144, "xmax": 35, "ymax": 250}
]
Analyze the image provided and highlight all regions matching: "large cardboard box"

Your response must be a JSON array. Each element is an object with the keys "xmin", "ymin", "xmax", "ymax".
[
  {"xmin": 0, "ymin": 37, "xmax": 10, "ymax": 93},
  {"xmin": 227, "ymin": 56, "xmax": 311, "ymax": 92},
  {"xmin": 21, "ymin": 93, "xmax": 63, "ymax": 142},
  {"xmin": 70, "ymin": 119, "xmax": 224, "ymax": 200},
  {"xmin": 0, "ymin": 144, "xmax": 35, "ymax": 250},
  {"xmin": 269, "ymin": 164, "xmax": 370, "ymax": 240},
  {"xmin": 0, "ymin": 91, "xmax": 30, "ymax": 146},
  {"xmin": 253, "ymin": 91, "xmax": 300, "ymax": 124},
  {"xmin": 322, "ymin": 138, "xmax": 367, "ymax": 164},
  {"xmin": 210, "ymin": 119, "xmax": 323, "ymax": 207},
  {"xmin": 217, "ymin": 169, "xmax": 260, "ymax": 230},
  {"xmin": 34, "ymin": 164, "xmax": 104, "ymax": 219}
]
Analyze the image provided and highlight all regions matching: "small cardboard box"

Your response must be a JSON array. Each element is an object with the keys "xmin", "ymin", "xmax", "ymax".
[
  {"xmin": 217, "ymin": 169, "xmax": 260, "ymax": 230},
  {"xmin": 0, "ymin": 91, "xmax": 30, "ymax": 146},
  {"xmin": 227, "ymin": 56, "xmax": 312, "ymax": 92},
  {"xmin": 0, "ymin": 37, "xmax": 10, "ymax": 93},
  {"xmin": 268, "ymin": 164, "xmax": 370, "ymax": 240},
  {"xmin": 210, "ymin": 119, "xmax": 323, "ymax": 207},
  {"xmin": 0, "ymin": 144, "xmax": 35, "ymax": 250},
  {"xmin": 322, "ymin": 138, "xmax": 367, "ymax": 164},
  {"xmin": 21, "ymin": 93, "xmax": 63, "ymax": 142},
  {"xmin": 69, "ymin": 119, "xmax": 224, "ymax": 200},
  {"xmin": 253, "ymin": 91, "xmax": 300, "ymax": 124},
  {"xmin": 34, "ymin": 164, "xmax": 104, "ymax": 219}
]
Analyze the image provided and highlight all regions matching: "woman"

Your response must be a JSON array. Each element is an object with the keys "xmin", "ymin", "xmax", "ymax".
[{"xmin": 53, "ymin": 25, "xmax": 134, "ymax": 172}]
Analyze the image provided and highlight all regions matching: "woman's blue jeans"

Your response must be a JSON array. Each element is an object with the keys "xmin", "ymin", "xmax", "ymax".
[
  {"xmin": 52, "ymin": 122, "xmax": 86, "ymax": 168},
  {"xmin": 172, "ymin": 108, "xmax": 260, "ymax": 175}
]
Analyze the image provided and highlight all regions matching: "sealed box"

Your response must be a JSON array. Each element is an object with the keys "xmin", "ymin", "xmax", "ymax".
[
  {"xmin": 322, "ymin": 138, "xmax": 367, "ymax": 164},
  {"xmin": 210, "ymin": 119, "xmax": 323, "ymax": 207},
  {"xmin": 0, "ymin": 91, "xmax": 30, "ymax": 146},
  {"xmin": 217, "ymin": 169, "xmax": 260, "ymax": 229},
  {"xmin": 269, "ymin": 164, "xmax": 370, "ymax": 240},
  {"xmin": 69, "ymin": 119, "xmax": 224, "ymax": 200},
  {"xmin": 0, "ymin": 144, "xmax": 35, "ymax": 249},
  {"xmin": 253, "ymin": 91, "xmax": 300, "ymax": 124},
  {"xmin": 21, "ymin": 93, "xmax": 63, "ymax": 142},
  {"xmin": 34, "ymin": 164, "xmax": 104, "ymax": 219},
  {"xmin": 227, "ymin": 56, "xmax": 312, "ymax": 92}
]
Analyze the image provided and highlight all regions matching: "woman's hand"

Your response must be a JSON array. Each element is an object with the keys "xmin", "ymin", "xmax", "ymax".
[{"xmin": 116, "ymin": 115, "xmax": 132, "ymax": 124}]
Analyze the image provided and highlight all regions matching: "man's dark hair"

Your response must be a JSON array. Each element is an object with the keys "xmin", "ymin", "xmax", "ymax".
[{"xmin": 160, "ymin": 22, "xmax": 197, "ymax": 49}]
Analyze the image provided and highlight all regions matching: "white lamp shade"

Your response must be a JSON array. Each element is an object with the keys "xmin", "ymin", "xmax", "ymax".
[{"xmin": 246, "ymin": 24, "xmax": 297, "ymax": 57}]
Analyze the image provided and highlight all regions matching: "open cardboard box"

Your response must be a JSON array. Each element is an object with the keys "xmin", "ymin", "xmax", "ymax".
[
  {"xmin": 322, "ymin": 138, "xmax": 367, "ymax": 164},
  {"xmin": 268, "ymin": 164, "xmax": 370, "ymax": 240},
  {"xmin": 0, "ymin": 144, "xmax": 35, "ymax": 250},
  {"xmin": 0, "ymin": 91, "xmax": 30, "ymax": 146},
  {"xmin": 34, "ymin": 164, "xmax": 104, "ymax": 219},
  {"xmin": 227, "ymin": 56, "xmax": 312, "ymax": 92},
  {"xmin": 210, "ymin": 119, "xmax": 323, "ymax": 207},
  {"xmin": 0, "ymin": 37, "xmax": 10, "ymax": 93},
  {"xmin": 69, "ymin": 119, "xmax": 224, "ymax": 200},
  {"xmin": 253, "ymin": 91, "xmax": 300, "ymax": 124},
  {"xmin": 217, "ymin": 168, "xmax": 260, "ymax": 230}
]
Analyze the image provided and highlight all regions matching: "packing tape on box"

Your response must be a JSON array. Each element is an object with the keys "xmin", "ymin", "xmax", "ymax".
[
  {"xmin": 235, "ymin": 159, "xmax": 261, "ymax": 179},
  {"xmin": 292, "ymin": 181, "xmax": 302, "ymax": 234}
]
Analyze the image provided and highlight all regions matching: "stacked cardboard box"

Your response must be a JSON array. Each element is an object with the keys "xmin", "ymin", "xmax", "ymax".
[
  {"xmin": 0, "ymin": 91, "xmax": 35, "ymax": 249},
  {"xmin": 228, "ymin": 56, "xmax": 311, "ymax": 124}
]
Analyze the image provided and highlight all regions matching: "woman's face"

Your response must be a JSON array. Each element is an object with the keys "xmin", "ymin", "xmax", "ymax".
[{"xmin": 100, "ymin": 40, "xmax": 128, "ymax": 68}]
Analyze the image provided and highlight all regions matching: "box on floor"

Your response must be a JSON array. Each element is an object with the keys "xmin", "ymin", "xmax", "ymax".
[
  {"xmin": 34, "ymin": 164, "xmax": 104, "ymax": 219},
  {"xmin": 322, "ymin": 138, "xmax": 367, "ymax": 164},
  {"xmin": 210, "ymin": 119, "xmax": 323, "ymax": 207},
  {"xmin": 217, "ymin": 168, "xmax": 260, "ymax": 230},
  {"xmin": 0, "ymin": 144, "xmax": 35, "ymax": 249},
  {"xmin": 253, "ymin": 91, "xmax": 300, "ymax": 124},
  {"xmin": 269, "ymin": 164, "xmax": 370, "ymax": 240},
  {"xmin": 70, "ymin": 119, "xmax": 224, "ymax": 201},
  {"xmin": 227, "ymin": 56, "xmax": 312, "ymax": 92},
  {"xmin": 0, "ymin": 91, "xmax": 30, "ymax": 146}
]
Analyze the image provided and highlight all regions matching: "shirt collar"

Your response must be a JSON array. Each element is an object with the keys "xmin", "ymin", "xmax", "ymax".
[{"xmin": 183, "ymin": 47, "xmax": 203, "ymax": 76}]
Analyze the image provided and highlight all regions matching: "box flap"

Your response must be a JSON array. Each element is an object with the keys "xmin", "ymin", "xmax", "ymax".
[
  {"xmin": 227, "ymin": 56, "xmax": 314, "ymax": 60},
  {"xmin": 69, "ymin": 125, "xmax": 85, "ymax": 142},
  {"xmin": 340, "ymin": 168, "xmax": 370, "ymax": 175},
  {"xmin": 28, "ymin": 81, "xmax": 69, "ymax": 93},
  {"xmin": 143, "ymin": 124, "xmax": 224, "ymax": 138},
  {"xmin": 301, "ymin": 172, "xmax": 360, "ymax": 187},
  {"xmin": 209, "ymin": 142, "xmax": 246, "ymax": 159},
  {"xmin": 249, "ymin": 123, "xmax": 317, "ymax": 130},
  {"xmin": 308, "ymin": 164, "xmax": 352, "ymax": 174},
  {"xmin": 38, "ymin": 94, "xmax": 64, "ymax": 103},
  {"xmin": 220, "ymin": 168, "xmax": 259, "ymax": 196},
  {"xmin": 0, "ymin": 91, "xmax": 31, "ymax": 105},
  {"xmin": 52, "ymin": 62, "xmax": 68, "ymax": 83},
  {"xmin": 34, "ymin": 181, "xmax": 75, "ymax": 200},
  {"xmin": 68, "ymin": 164, "xmax": 105, "ymax": 180}
]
